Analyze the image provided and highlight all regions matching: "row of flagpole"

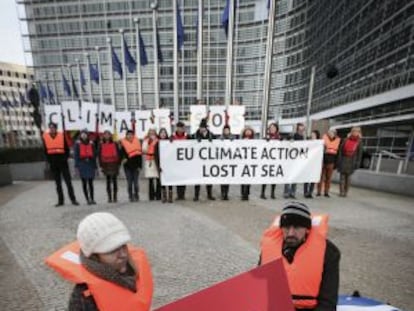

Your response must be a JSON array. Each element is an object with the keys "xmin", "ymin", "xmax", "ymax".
[{"xmin": 34, "ymin": 0, "xmax": 278, "ymax": 137}]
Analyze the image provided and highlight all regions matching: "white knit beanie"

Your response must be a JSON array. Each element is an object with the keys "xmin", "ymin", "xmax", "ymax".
[{"xmin": 77, "ymin": 212, "xmax": 131, "ymax": 257}]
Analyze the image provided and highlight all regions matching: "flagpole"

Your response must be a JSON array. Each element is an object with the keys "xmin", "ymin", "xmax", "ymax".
[
  {"xmin": 260, "ymin": 0, "xmax": 276, "ymax": 138},
  {"xmin": 120, "ymin": 29, "xmax": 128, "ymax": 111},
  {"xmin": 224, "ymin": 0, "xmax": 235, "ymax": 109},
  {"xmin": 61, "ymin": 67, "xmax": 68, "ymax": 100},
  {"xmin": 95, "ymin": 46, "xmax": 104, "ymax": 105},
  {"xmin": 52, "ymin": 71, "xmax": 59, "ymax": 104},
  {"xmin": 196, "ymin": 0, "xmax": 203, "ymax": 101},
  {"xmin": 134, "ymin": 18, "xmax": 144, "ymax": 110},
  {"xmin": 85, "ymin": 53, "xmax": 94, "ymax": 103},
  {"xmin": 107, "ymin": 38, "xmax": 116, "ymax": 110},
  {"xmin": 76, "ymin": 59, "xmax": 83, "ymax": 101},
  {"xmin": 67, "ymin": 65, "xmax": 74, "ymax": 101},
  {"xmin": 306, "ymin": 65, "xmax": 316, "ymax": 139},
  {"xmin": 151, "ymin": 1, "xmax": 160, "ymax": 110},
  {"xmin": 53, "ymin": 71, "xmax": 64, "ymax": 120},
  {"xmin": 45, "ymin": 73, "xmax": 51, "ymax": 105},
  {"xmin": 173, "ymin": 0, "xmax": 179, "ymax": 123}
]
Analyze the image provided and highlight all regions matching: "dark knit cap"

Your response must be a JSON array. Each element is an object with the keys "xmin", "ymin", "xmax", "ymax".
[{"xmin": 280, "ymin": 201, "xmax": 312, "ymax": 229}]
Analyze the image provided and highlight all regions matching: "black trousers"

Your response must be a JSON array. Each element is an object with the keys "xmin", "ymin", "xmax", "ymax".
[
  {"xmin": 241, "ymin": 184, "xmax": 250, "ymax": 198},
  {"xmin": 176, "ymin": 185, "xmax": 186, "ymax": 199},
  {"xmin": 106, "ymin": 175, "xmax": 118, "ymax": 197},
  {"xmin": 51, "ymin": 163, "xmax": 76, "ymax": 204},
  {"xmin": 221, "ymin": 185, "xmax": 230, "ymax": 196},
  {"xmin": 194, "ymin": 185, "xmax": 213, "ymax": 198},
  {"xmin": 149, "ymin": 178, "xmax": 161, "ymax": 200},
  {"xmin": 81, "ymin": 178, "xmax": 94, "ymax": 202}
]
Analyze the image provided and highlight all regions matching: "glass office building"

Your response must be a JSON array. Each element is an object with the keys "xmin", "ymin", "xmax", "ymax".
[{"xmin": 17, "ymin": 0, "xmax": 414, "ymax": 155}]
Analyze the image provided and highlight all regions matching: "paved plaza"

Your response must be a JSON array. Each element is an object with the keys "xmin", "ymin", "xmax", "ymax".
[{"xmin": 0, "ymin": 180, "xmax": 413, "ymax": 311}]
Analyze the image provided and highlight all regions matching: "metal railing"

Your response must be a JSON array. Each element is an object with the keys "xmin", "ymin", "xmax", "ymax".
[{"xmin": 369, "ymin": 150, "xmax": 407, "ymax": 175}]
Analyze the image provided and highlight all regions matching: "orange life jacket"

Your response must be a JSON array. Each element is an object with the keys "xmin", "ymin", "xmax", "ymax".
[
  {"xmin": 79, "ymin": 142, "xmax": 94, "ymax": 159},
  {"xmin": 43, "ymin": 132, "xmax": 65, "ymax": 155},
  {"xmin": 121, "ymin": 137, "xmax": 142, "ymax": 158},
  {"xmin": 144, "ymin": 138, "xmax": 158, "ymax": 161},
  {"xmin": 45, "ymin": 241, "xmax": 153, "ymax": 311},
  {"xmin": 100, "ymin": 142, "xmax": 119, "ymax": 163},
  {"xmin": 323, "ymin": 135, "xmax": 341, "ymax": 155},
  {"xmin": 260, "ymin": 215, "xmax": 328, "ymax": 309}
]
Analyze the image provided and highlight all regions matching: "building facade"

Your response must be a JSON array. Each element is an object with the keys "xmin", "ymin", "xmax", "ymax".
[
  {"xmin": 0, "ymin": 62, "xmax": 37, "ymax": 148},
  {"xmin": 18, "ymin": 0, "xmax": 414, "ymax": 156}
]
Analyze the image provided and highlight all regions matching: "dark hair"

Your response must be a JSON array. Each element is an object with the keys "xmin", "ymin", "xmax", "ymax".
[
  {"xmin": 176, "ymin": 121, "xmax": 185, "ymax": 128},
  {"xmin": 312, "ymin": 130, "xmax": 321, "ymax": 139},
  {"xmin": 242, "ymin": 127, "xmax": 255, "ymax": 138},
  {"xmin": 268, "ymin": 122, "xmax": 279, "ymax": 132},
  {"xmin": 222, "ymin": 125, "xmax": 231, "ymax": 132},
  {"xmin": 296, "ymin": 123, "xmax": 305, "ymax": 131},
  {"xmin": 48, "ymin": 122, "xmax": 57, "ymax": 129},
  {"xmin": 158, "ymin": 128, "xmax": 169, "ymax": 139},
  {"xmin": 126, "ymin": 129, "xmax": 134, "ymax": 135}
]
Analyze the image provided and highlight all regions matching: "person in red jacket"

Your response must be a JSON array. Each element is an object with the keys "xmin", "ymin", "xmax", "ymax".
[
  {"xmin": 261, "ymin": 123, "xmax": 281, "ymax": 200},
  {"xmin": 98, "ymin": 130, "xmax": 121, "ymax": 203},
  {"xmin": 172, "ymin": 121, "xmax": 188, "ymax": 200},
  {"xmin": 74, "ymin": 129, "xmax": 97, "ymax": 205}
]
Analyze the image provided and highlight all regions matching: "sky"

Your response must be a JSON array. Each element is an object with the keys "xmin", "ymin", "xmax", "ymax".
[{"xmin": 0, "ymin": 0, "xmax": 26, "ymax": 66}]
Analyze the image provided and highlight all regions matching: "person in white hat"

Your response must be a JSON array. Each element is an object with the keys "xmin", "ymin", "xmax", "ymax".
[{"xmin": 46, "ymin": 212, "xmax": 153, "ymax": 311}]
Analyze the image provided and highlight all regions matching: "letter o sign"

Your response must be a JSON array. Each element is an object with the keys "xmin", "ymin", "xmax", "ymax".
[{"xmin": 212, "ymin": 113, "xmax": 223, "ymax": 127}]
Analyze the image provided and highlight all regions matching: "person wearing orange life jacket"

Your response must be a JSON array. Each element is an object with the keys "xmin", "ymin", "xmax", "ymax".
[
  {"xmin": 120, "ymin": 130, "xmax": 142, "ymax": 202},
  {"xmin": 74, "ymin": 129, "xmax": 97, "ymax": 205},
  {"xmin": 45, "ymin": 212, "xmax": 153, "ymax": 311},
  {"xmin": 317, "ymin": 129, "xmax": 341, "ymax": 198},
  {"xmin": 43, "ymin": 122, "xmax": 79, "ymax": 207},
  {"xmin": 259, "ymin": 202, "xmax": 340, "ymax": 311},
  {"xmin": 98, "ymin": 130, "xmax": 121, "ymax": 203},
  {"xmin": 142, "ymin": 128, "xmax": 161, "ymax": 201}
]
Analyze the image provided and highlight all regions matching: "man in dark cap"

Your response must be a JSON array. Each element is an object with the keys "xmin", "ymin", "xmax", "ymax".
[
  {"xmin": 192, "ymin": 118, "xmax": 216, "ymax": 201},
  {"xmin": 43, "ymin": 122, "xmax": 79, "ymax": 207},
  {"xmin": 259, "ymin": 202, "xmax": 340, "ymax": 311}
]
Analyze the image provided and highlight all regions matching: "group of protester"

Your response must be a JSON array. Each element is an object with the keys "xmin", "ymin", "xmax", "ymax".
[
  {"xmin": 43, "ymin": 118, "xmax": 349, "ymax": 310},
  {"xmin": 42, "ymin": 119, "xmax": 363, "ymax": 206}
]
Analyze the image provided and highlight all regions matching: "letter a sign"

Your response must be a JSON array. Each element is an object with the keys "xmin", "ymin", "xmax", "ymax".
[{"xmin": 154, "ymin": 259, "xmax": 294, "ymax": 311}]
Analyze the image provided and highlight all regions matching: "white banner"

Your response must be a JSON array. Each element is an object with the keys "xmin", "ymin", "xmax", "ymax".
[
  {"xmin": 160, "ymin": 140, "xmax": 323, "ymax": 185},
  {"xmin": 134, "ymin": 110, "xmax": 153, "ymax": 139},
  {"xmin": 61, "ymin": 101, "xmax": 83, "ymax": 131},
  {"xmin": 98, "ymin": 104, "xmax": 115, "ymax": 133},
  {"xmin": 154, "ymin": 109, "xmax": 172, "ymax": 136},
  {"xmin": 227, "ymin": 105, "xmax": 245, "ymax": 135},
  {"xmin": 115, "ymin": 111, "xmax": 133, "ymax": 139},
  {"xmin": 190, "ymin": 105, "xmax": 207, "ymax": 134},
  {"xmin": 81, "ymin": 102, "xmax": 97, "ymax": 132},
  {"xmin": 44, "ymin": 105, "xmax": 63, "ymax": 131},
  {"xmin": 208, "ymin": 106, "xmax": 226, "ymax": 135}
]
